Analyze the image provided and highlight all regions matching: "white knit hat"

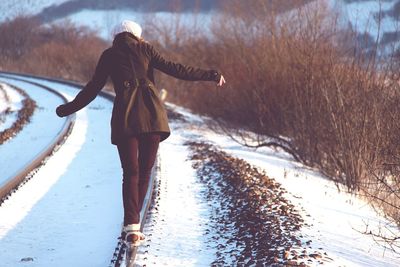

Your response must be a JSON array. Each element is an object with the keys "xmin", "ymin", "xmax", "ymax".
[{"xmin": 113, "ymin": 20, "xmax": 142, "ymax": 38}]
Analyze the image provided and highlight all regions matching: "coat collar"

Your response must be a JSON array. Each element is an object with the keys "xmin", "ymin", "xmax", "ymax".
[{"xmin": 113, "ymin": 32, "xmax": 140, "ymax": 48}]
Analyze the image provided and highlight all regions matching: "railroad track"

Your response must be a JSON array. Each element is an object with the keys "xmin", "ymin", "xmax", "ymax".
[
  {"xmin": 110, "ymin": 156, "xmax": 160, "ymax": 267},
  {"xmin": 0, "ymin": 72, "xmax": 156, "ymax": 267},
  {"xmin": 0, "ymin": 74, "xmax": 75, "ymax": 204}
]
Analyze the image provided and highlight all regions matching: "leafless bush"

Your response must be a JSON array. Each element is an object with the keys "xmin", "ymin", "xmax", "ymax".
[
  {"xmin": 0, "ymin": 16, "xmax": 107, "ymax": 82},
  {"xmin": 146, "ymin": 0, "xmax": 400, "ymax": 232},
  {"xmin": 0, "ymin": 16, "xmax": 41, "ymax": 62}
]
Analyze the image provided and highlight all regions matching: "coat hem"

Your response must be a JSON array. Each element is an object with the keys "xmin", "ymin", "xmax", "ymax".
[{"xmin": 111, "ymin": 130, "xmax": 170, "ymax": 145}]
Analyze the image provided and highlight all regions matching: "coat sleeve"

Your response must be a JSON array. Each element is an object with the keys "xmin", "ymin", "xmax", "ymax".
[
  {"xmin": 62, "ymin": 50, "xmax": 110, "ymax": 115},
  {"xmin": 148, "ymin": 44, "xmax": 221, "ymax": 82}
]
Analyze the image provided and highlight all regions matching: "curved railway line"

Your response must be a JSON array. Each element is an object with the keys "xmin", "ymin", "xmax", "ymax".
[
  {"xmin": 0, "ymin": 75, "xmax": 75, "ymax": 204},
  {"xmin": 0, "ymin": 72, "xmax": 154, "ymax": 266},
  {"xmin": 0, "ymin": 82, "xmax": 36, "ymax": 145}
]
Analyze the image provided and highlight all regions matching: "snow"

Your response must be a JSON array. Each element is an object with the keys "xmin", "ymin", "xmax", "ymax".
[
  {"xmin": 0, "ymin": 0, "xmax": 399, "ymax": 266},
  {"xmin": 0, "ymin": 0, "xmax": 69, "ymax": 22},
  {"xmin": 53, "ymin": 9, "xmax": 213, "ymax": 40},
  {"xmin": 1, "ymin": 0, "xmax": 398, "ymax": 52},
  {"xmin": 0, "ymin": 78, "xmax": 65, "ymax": 186},
  {"xmin": 0, "ymin": 75, "xmax": 122, "ymax": 266},
  {"xmin": 164, "ymin": 103, "xmax": 400, "ymax": 267},
  {"xmin": 0, "ymin": 74, "xmax": 399, "ymax": 266},
  {"xmin": 0, "ymin": 0, "xmax": 398, "ymax": 42},
  {"xmin": 53, "ymin": 9, "xmax": 144, "ymax": 40},
  {"xmin": 0, "ymin": 84, "xmax": 9, "ymax": 113},
  {"xmin": 341, "ymin": 0, "xmax": 399, "ymax": 39},
  {"xmin": 135, "ymin": 133, "xmax": 216, "ymax": 266},
  {"xmin": 0, "ymin": 0, "xmax": 213, "ymax": 39},
  {"xmin": 0, "ymin": 99, "xmax": 87, "ymax": 240},
  {"xmin": 294, "ymin": 0, "xmax": 400, "ymax": 49},
  {"xmin": 0, "ymin": 83, "xmax": 23, "ymax": 132}
]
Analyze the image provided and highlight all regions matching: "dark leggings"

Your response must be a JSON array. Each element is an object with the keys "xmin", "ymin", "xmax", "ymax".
[{"xmin": 117, "ymin": 134, "xmax": 160, "ymax": 225}]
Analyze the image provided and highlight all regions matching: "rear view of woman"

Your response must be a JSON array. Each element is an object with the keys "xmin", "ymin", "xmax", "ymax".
[{"xmin": 56, "ymin": 20, "xmax": 226, "ymax": 247}]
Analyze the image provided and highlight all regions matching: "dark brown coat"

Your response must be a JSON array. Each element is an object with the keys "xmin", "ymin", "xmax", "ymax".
[{"xmin": 61, "ymin": 32, "xmax": 220, "ymax": 144}]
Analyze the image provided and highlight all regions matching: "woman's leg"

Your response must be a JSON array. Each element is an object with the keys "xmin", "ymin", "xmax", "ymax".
[
  {"xmin": 117, "ymin": 137, "xmax": 140, "ymax": 226},
  {"xmin": 138, "ymin": 133, "xmax": 160, "ymax": 210}
]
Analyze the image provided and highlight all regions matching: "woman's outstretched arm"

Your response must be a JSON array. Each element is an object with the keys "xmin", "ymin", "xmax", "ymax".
[
  {"xmin": 147, "ymin": 44, "xmax": 223, "ymax": 83},
  {"xmin": 56, "ymin": 50, "xmax": 110, "ymax": 117}
]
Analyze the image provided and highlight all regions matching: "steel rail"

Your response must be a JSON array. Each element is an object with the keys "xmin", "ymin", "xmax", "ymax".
[
  {"xmin": 0, "ymin": 74, "xmax": 75, "ymax": 204},
  {"xmin": 0, "ymin": 72, "xmax": 157, "ymax": 267}
]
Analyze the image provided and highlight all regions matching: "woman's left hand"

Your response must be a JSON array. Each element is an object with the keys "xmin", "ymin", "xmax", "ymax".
[{"xmin": 217, "ymin": 75, "xmax": 226, "ymax": 87}]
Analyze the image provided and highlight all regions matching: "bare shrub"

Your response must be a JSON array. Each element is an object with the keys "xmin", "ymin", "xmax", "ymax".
[
  {"xmin": 145, "ymin": 0, "xmax": 400, "ymax": 236},
  {"xmin": 0, "ymin": 16, "xmax": 107, "ymax": 82},
  {"xmin": 0, "ymin": 16, "xmax": 41, "ymax": 62}
]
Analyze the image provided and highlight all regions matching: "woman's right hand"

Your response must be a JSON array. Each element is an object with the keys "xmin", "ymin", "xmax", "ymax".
[{"xmin": 56, "ymin": 104, "xmax": 70, "ymax": 117}]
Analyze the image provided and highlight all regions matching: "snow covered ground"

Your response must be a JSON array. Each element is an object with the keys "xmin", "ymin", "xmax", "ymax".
[
  {"xmin": 0, "ymin": 0, "xmax": 69, "ymax": 22},
  {"xmin": 0, "ymin": 75, "xmax": 122, "ymax": 266},
  {"xmin": 160, "ymin": 103, "xmax": 400, "ymax": 267},
  {"xmin": 0, "ymin": 78, "xmax": 64, "ymax": 186},
  {"xmin": 339, "ymin": 0, "xmax": 400, "ymax": 41},
  {"xmin": 0, "ymin": 75, "xmax": 399, "ymax": 266},
  {"xmin": 0, "ymin": 83, "xmax": 23, "ymax": 132},
  {"xmin": 135, "ymin": 133, "xmax": 217, "ymax": 266}
]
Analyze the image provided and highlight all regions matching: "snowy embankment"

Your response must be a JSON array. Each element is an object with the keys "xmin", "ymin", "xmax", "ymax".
[
  {"xmin": 0, "ymin": 82, "xmax": 23, "ymax": 132},
  {"xmin": 0, "ymin": 74, "xmax": 398, "ymax": 266},
  {"xmin": 0, "ymin": 0, "xmax": 69, "ymax": 22},
  {"xmin": 0, "ymin": 78, "xmax": 60, "ymax": 188},
  {"xmin": 135, "ymin": 103, "xmax": 400, "ymax": 267},
  {"xmin": 0, "ymin": 75, "xmax": 122, "ymax": 266},
  {"xmin": 342, "ymin": 0, "xmax": 399, "ymax": 39},
  {"xmin": 135, "ymin": 133, "xmax": 217, "ymax": 266}
]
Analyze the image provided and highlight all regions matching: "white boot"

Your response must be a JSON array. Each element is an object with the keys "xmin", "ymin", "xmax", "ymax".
[{"xmin": 123, "ymin": 223, "xmax": 145, "ymax": 247}]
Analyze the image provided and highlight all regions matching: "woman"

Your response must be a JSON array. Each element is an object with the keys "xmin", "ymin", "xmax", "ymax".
[{"xmin": 56, "ymin": 20, "xmax": 226, "ymax": 247}]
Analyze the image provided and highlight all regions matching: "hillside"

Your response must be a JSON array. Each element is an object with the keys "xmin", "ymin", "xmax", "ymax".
[{"xmin": 2, "ymin": 0, "xmax": 399, "ymax": 49}]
